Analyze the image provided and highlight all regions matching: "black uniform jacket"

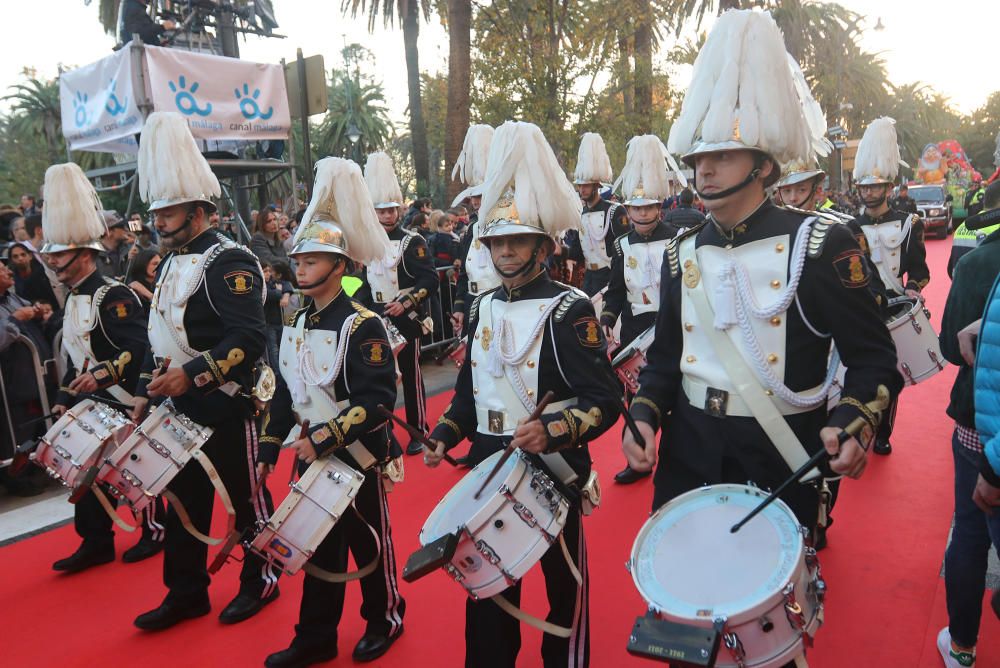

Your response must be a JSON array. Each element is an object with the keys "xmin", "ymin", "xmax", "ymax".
[
  {"xmin": 429, "ymin": 271, "xmax": 621, "ymax": 487},
  {"xmin": 355, "ymin": 225, "xmax": 438, "ymax": 340},
  {"xmin": 136, "ymin": 229, "xmax": 265, "ymax": 426},
  {"xmin": 56, "ymin": 269, "xmax": 148, "ymax": 406},
  {"xmin": 630, "ymin": 201, "xmax": 903, "ymax": 481},
  {"xmin": 259, "ymin": 290, "xmax": 397, "ymax": 469}
]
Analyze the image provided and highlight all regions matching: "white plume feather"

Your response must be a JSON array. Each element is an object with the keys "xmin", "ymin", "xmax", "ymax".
[
  {"xmin": 41, "ymin": 163, "xmax": 107, "ymax": 244},
  {"xmin": 479, "ymin": 121, "xmax": 581, "ymax": 238},
  {"xmin": 451, "ymin": 124, "xmax": 494, "ymax": 186},
  {"xmin": 993, "ymin": 131, "xmax": 1000, "ymax": 168},
  {"xmin": 853, "ymin": 117, "xmax": 902, "ymax": 182},
  {"xmin": 573, "ymin": 132, "xmax": 613, "ymax": 183},
  {"xmin": 667, "ymin": 9, "xmax": 813, "ymax": 165},
  {"xmin": 787, "ymin": 53, "xmax": 832, "ymax": 158},
  {"xmin": 363, "ymin": 152, "xmax": 404, "ymax": 207},
  {"xmin": 295, "ymin": 157, "xmax": 391, "ymax": 265},
  {"xmin": 137, "ymin": 112, "xmax": 221, "ymax": 205},
  {"xmin": 613, "ymin": 135, "xmax": 674, "ymax": 201}
]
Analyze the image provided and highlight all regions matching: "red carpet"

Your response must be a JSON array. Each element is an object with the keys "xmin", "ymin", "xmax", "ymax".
[{"xmin": 2, "ymin": 236, "xmax": 998, "ymax": 667}]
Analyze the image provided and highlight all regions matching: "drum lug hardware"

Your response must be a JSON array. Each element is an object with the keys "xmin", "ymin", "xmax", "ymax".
[
  {"xmin": 723, "ymin": 631, "xmax": 746, "ymax": 668},
  {"xmin": 909, "ymin": 315, "xmax": 923, "ymax": 334},
  {"xmin": 782, "ymin": 583, "xmax": 806, "ymax": 631},
  {"xmin": 928, "ymin": 349, "xmax": 944, "ymax": 371},
  {"xmin": 900, "ymin": 362, "xmax": 915, "ymax": 384},
  {"xmin": 815, "ymin": 577, "xmax": 827, "ymax": 603},
  {"xmin": 443, "ymin": 562, "xmax": 465, "ymax": 584},
  {"xmin": 474, "ymin": 538, "xmax": 501, "ymax": 566}
]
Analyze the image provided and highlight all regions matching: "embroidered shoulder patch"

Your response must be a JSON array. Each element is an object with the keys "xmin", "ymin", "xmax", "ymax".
[
  {"xmin": 104, "ymin": 299, "xmax": 134, "ymax": 320},
  {"xmin": 573, "ymin": 317, "xmax": 603, "ymax": 348},
  {"xmin": 224, "ymin": 270, "xmax": 254, "ymax": 295},
  {"xmin": 415, "ymin": 244, "xmax": 427, "ymax": 258},
  {"xmin": 361, "ymin": 338, "xmax": 391, "ymax": 366},
  {"xmin": 833, "ymin": 249, "xmax": 870, "ymax": 289}
]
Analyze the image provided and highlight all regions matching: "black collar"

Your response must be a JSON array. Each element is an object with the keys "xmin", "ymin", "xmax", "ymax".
[{"xmin": 499, "ymin": 270, "xmax": 549, "ymax": 302}]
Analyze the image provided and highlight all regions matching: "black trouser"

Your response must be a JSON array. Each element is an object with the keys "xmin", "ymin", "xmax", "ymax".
[
  {"xmin": 294, "ymin": 469, "xmax": 405, "ymax": 647},
  {"xmin": 161, "ymin": 416, "xmax": 279, "ymax": 603},
  {"xmin": 582, "ymin": 268, "xmax": 611, "ymax": 297},
  {"xmin": 397, "ymin": 337, "xmax": 427, "ymax": 434},
  {"xmin": 74, "ymin": 486, "xmax": 167, "ymax": 548},
  {"xmin": 877, "ymin": 393, "xmax": 899, "ymax": 444},
  {"xmin": 464, "ymin": 509, "xmax": 589, "ymax": 668}
]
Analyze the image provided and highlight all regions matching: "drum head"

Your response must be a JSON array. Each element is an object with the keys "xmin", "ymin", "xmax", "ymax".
[
  {"xmin": 420, "ymin": 449, "xmax": 518, "ymax": 544},
  {"xmin": 630, "ymin": 484, "xmax": 803, "ymax": 621}
]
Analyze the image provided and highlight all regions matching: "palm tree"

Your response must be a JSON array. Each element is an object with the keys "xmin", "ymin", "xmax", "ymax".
[
  {"xmin": 98, "ymin": 0, "xmax": 119, "ymax": 35},
  {"xmin": 342, "ymin": 0, "xmax": 432, "ymax": 196},
  {"xmin": 443, "ymin": 0, "xmax": 472, "ymax": 202},
  {"xmin": 313, "ymin": 68, "xmax": 393, "ymax": 160},
  {"xmin": 4, "ymin": 78, "xmax": 64, "ymax": 164}
]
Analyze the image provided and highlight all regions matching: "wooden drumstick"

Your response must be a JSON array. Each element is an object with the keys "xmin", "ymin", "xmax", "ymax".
[
  {"xmin": 376, "ymin": 406, "xmax": 459, "ymax": 467},
  {"xmin": 288, "ymin": 420, "xmax": 311, "ymax": 486},
  {"xmin": 473, "ymin": 391, "xmax": 556, "ymax": 501}
]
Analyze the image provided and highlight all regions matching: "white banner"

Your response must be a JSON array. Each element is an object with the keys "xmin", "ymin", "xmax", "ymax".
[
  {"xmin": 144, "ymin": 45, "xmax": 290, "ymax": 142},
  {"xmin": 59, "ymin": 47, "xmax": 142, "ymax": 153}
]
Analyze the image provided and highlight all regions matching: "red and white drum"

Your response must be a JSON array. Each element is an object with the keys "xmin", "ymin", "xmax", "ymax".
[
  {"xmin": 99, "ymin": 402, "xmax": 213, "ymax": 512},
  {"xmin": 34, "ymin": 399, "xmax": 133, "ymax": 488},
  {"xmin": 629, "ymin": 484, "xmax": 824, "ymax": 668}
]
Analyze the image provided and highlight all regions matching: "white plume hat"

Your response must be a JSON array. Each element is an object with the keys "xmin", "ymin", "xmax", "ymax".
[
  {"xmin": 291, "ymin": 157, "xmax": 391, "ymax": 265},
  {"xmin": 137, "ymin": 112, "xmax": 221, "ymax": 212},
  {"xmin": 478, "ymin": 121, "xmax": 581, "ymax": 241},
  {"xmin": 40, "ymin": 163, "xmax": 107, "ymax": 253},
  {"xmin": 614, "ymin": 135, "xmax": 687, "ymax": 205},
  {"xmin": 853, "ymin": 117, "xmax": 904, "ymax": 185},
  {"xmin": 451, "ymin": 125, "xmax": 494, "ymax": 207},
  {"xmin": 667, "ymin": 9, "xmax": 816, "ymax": 187},
  {"xmin": 364, "ymin": 152, "xmax": 404, "ymax": 209},
  {"xmin": 573, "ymin": 133, "xmax": 613, "ymax": 185}
]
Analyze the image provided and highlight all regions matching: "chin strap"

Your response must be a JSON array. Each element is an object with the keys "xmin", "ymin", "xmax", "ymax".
[
  {"xmin": 52, "ymin": 249, "xmax": 88, "ymax": 275},
  {"xmin": 697, "ymin": 168, "xmax": 761, "ymax": 201},
  {"xmin": 297, "ymin": 263, "xmax": 342, "ymax": 290},
  {"xmin": 493, "ymin": 238, "xmax": 543, "ymax": 279},
  {"xmin": 159, "ymin": 212, "xmax": 195, "ymax": 239}
]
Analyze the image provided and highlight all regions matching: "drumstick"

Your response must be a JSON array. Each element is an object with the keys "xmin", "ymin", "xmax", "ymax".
[
  {"xmin": 376, "ymin": 406, "xmax": 458, "ymax": 466},
  {"xmin": 590, "ymin": 356, "xmax": 646, "ymax": 448},
  {"xmin": 287, "ymin": 420, "xmax": 311, "ymax": 486},
  {"xmin": 730, "ymin": 385, "xmax": 890, "ymax": 534},
  {"xmin": 473, "ymin": 391, "xmax": 555, "ymax": 501}
]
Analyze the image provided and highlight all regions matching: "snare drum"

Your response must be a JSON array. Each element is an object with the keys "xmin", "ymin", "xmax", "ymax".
[
  {"xmin": 418, "ymin": 449, "xmax": 570, "ymax": 600},
  {"xmin": 612, "ymin": 326, "xmax": 656, "ymax": 394},
  {"xmin": 886, "ymin": 296, "xmax": 946, "ymax": 386},
  {"xmin": 34, "ymin": 399, "xmax": 133, "ymax": 488},
  {"xmin": 99, "ymin": 403, "xmax": 213, "ymax": 512},
  {"xmin": 249, "ymin": 456, "xmax": 365, "ymax": 575},
  {"xmin": 629, "ymin": 484, "xmax": 823, "ymax": 668}
]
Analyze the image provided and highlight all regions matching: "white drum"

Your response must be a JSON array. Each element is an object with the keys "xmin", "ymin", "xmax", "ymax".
[
  {"xmin": 34, "ymin": 399, "xmax": 133, "ymax": 488},
  {"xmin": 419, "ymin": 449, "xmax": 570, "ymax": 600},
  {"xmin": 629, "ymin": 484, "xmax": 824, "ymax": 668},
  {"xmin": 886, "ymin": 296, "xmax": 946, "ymax": 386},
  {"xmin": 249, "ymin": 455, "xmax": 365, "ymax": 575},
  {"xmin": 612, "ymin": 326, "xmax": 656, "ymax": 394},
  {"xmin": 99, "ymin": 403, "xmax": 213, "ymax": 512}
]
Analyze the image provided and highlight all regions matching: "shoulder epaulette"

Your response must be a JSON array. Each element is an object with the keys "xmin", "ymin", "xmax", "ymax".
[
  {"xmin": 349, "ymin": 300, "xmax": 377, "ymax": 334},
  {"xmin": 553, "ymin": 290, "xmax": 585, "ymax": 323},
  {"xmin": 665, "ymin": 220, "xmax": 706, "ymax": 277},
  {"xmin": 807, "ymin": 215, "xmax": 838, "ymax": 259},
  {"xmin": 286, "ymin": 306, "xmax": 308, "ymax": 327}
]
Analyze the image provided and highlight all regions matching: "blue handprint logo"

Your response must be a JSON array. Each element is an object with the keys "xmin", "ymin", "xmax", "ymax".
[
  {"xmin": 72, "ymin": 91, "xmax": 90, "ymax": 128},
  {"xmin": 234, "ymin": 83, "xmax": 273, "ymax": 120},
  {"xmin": 168, "ymin": 76, "xmax": 212, "ymax": 117},
  {"xmin": 105, "ymin": 78, "xmax": 128, "ymax": 116}
]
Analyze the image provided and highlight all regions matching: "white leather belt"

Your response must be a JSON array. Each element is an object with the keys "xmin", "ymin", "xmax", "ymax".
[
  {"xmin": 682, "ymin": 377, "xmax": 823, "ymax": 418},
  {"xmin": 475, "ymin": 398, "xmax": 576, "ymax": 436}
]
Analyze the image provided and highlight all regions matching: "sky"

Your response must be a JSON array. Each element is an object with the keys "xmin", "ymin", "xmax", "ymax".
[{"xmin": 2, "ymin": 0, "xmax": 997, "ymax": 127}]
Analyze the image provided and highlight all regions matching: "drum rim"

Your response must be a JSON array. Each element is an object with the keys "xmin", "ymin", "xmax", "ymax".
[{"xmin": 629, "ymin": 483, "xmax": 805, "ymax": 624}]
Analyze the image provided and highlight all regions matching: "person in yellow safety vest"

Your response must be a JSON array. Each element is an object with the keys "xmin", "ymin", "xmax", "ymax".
[{"xmin": 949, "ymin": 214, "xmax": 1000, "ymax": 278}]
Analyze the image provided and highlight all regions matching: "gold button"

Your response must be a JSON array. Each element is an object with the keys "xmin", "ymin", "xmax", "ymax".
[
  {"xmin": 473, "ymin": 388, "xmax": 479, "ymax": 395},
  {"xmin": 471, "ymin": 361, "xmax": 477, "ymax": 367},
  {"xmin": 538, "ymin": 305, "xmax": 545, "ymax": 311},
  {"xmin": 322, "ymin": 365, "xmax": 328, "ymax": 371},
  {"xmin": 765, "ymin": 390, "xmax": 774, "ymax": 396},
  {"xmin": 684, "ymin": 322, "xmax": 693, "ymax": 332},
  {"xmin": 325, "ymin": 337, "xmax": 332, "ymax": 344},
  {"xmin": 767, "ymin": 353, "xmax": 779, "ymax": 364},
  {"xmin": 526, "ymin": 360, "xmax": 535, "ymax": 368},
  {"xmin": 83, "ymin": 333, "xmax": 89, "ymax": 338},
  {"xmin": 686, "ymin": 355, "xmax": 696, "ymax": 363},
  {"xmin": 770, "ymin": 316, "xmax": 781, "ymax": 326},
  {"xmin": 775, "ymin": 243, "xmax": 785, "ymax": 252},
  {"xmin": 148, "ymin": 325, "xmax": 153, "ymax": 331},
  {"xmin": 527, "ymin": 389, "xmax": 534, "ymax": 397},
  {"xmin": 475, "ymin": 334, "xmax": 480, "ymax": 339},
  {"xmin": 176, "ymin": 326, "xmax": 183, "ymax": 331},
  {"xmin": 683, "ymin": 259, "xmax": 692, "ymax": 269},
  {"xmin": 191, "ymin": 258, "xmax": 197, "ymax": 264},
  {"xmin": 771, "ymin": 280, "xmax": 781, "ymax": 289}
]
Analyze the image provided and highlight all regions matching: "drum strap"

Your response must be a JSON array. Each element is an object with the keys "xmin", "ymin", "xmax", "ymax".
[
  {"xmin": 794, "ymin": 655, "xmax": 809, "ymax": 667},
  {"xmin": 488, "ymin": 533, "xmax": 583, "ymax": 639},
  {"xmin": 93, "ymin": 485, "xmax": 138, "ymax": 533},
  {"xmin": 301, "ymin": 504, "xmax": 382, "ymax": 583},
  {"xmin": 684, "ymin": 256, "xmax": 820, "ymax": 482},
  {"xmin": 161, "ymin": 449, "xmax": 237, "ymax": 547}
]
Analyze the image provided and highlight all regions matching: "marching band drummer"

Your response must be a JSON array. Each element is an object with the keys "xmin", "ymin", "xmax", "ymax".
[
  {"xmin": 260, "ymin": 157, "xmax": 406, "ymax": 667},
  {"xmin": 600, "ymin": 135, "xmax": 680, "ymax": 486},
  {"xmin": 424, "ymin": 121, "xmax": 620, "ymax": 668},
  {"xmin": 849, "ymin": 117, "xmax": 931, "ymax": 456},
  {"xmin": 40, "ymin": 163, "xmax": 165, "ymax": 572},
  {"xmin": 129, "ymin": 112, "xmax": 280, "ymax": 631},
  {"xmin": 621, "ymin": 11, "xmax": 902, "ymax": 551},
  {"xmin": 355, "ymin": 152, "xmax": 438, "ymax": 457}
]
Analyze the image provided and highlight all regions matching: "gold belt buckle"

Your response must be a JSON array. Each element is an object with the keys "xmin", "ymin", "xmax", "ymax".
[
  {"xmin": 487, "ymin": 410, "xmax": 505, "ymax": 434},
  {"xmin": 588, "ymin": 263, "xmax": 600, "ymax": 271},
  {"xmin": 375, "ymin": 291, "xmax": 384, "ymax": 302},
  {"xmin": 470, "ymin": 281, "xmax": 478, "ymax": 293},
  {"xmin": 705, "ymin": 388, "xmax": 729, "ymax": 418}
]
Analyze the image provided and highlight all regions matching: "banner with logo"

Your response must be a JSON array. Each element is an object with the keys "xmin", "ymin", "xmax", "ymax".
[
  {"xmin": 59, "ymin": 47, "xmax": 141, "ymax": 153},
  {"xmin": 144, "ymin": 45, "xmax": 290, "ymax": 142}
]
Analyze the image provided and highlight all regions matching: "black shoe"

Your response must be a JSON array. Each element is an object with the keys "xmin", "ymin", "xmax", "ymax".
[
  {"xmin": 52, "ymin": 543, "xmax": 115, "ymax": 573},
  {"xmin": 134, "ymin": 598, "xmax": 211, "ymax": 631},
  {"xmin": 614, "ymin": 466, "xmax": 651, "ymax": 485},
  {"xmin": 265, "ymin": 642, "xmax": 338, "ymax": 668},
  {"xmin": 218, "ymin": 587, "xmax": 280, "ymax": 625},
  {"xmin": 405, "ymin": 440, "xmax": 424, "ymax": 456},
  {"xmin": 873, "ymin": 441, "xmax": 892, "ymax": 456},
  {"xmin": 454, "ymin": 455, "xmax": 472, "ymax": 469},
  {"xmin": 122, "ymin": 539, "xmax": 164, "ymax": 564},
  {"xmin": 1, "ymin": 475, "xmax": 46, "ymax": 497},
  {"xmin": 352, "ymin": 626, "xmax": 404, "ymax": 663}
]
